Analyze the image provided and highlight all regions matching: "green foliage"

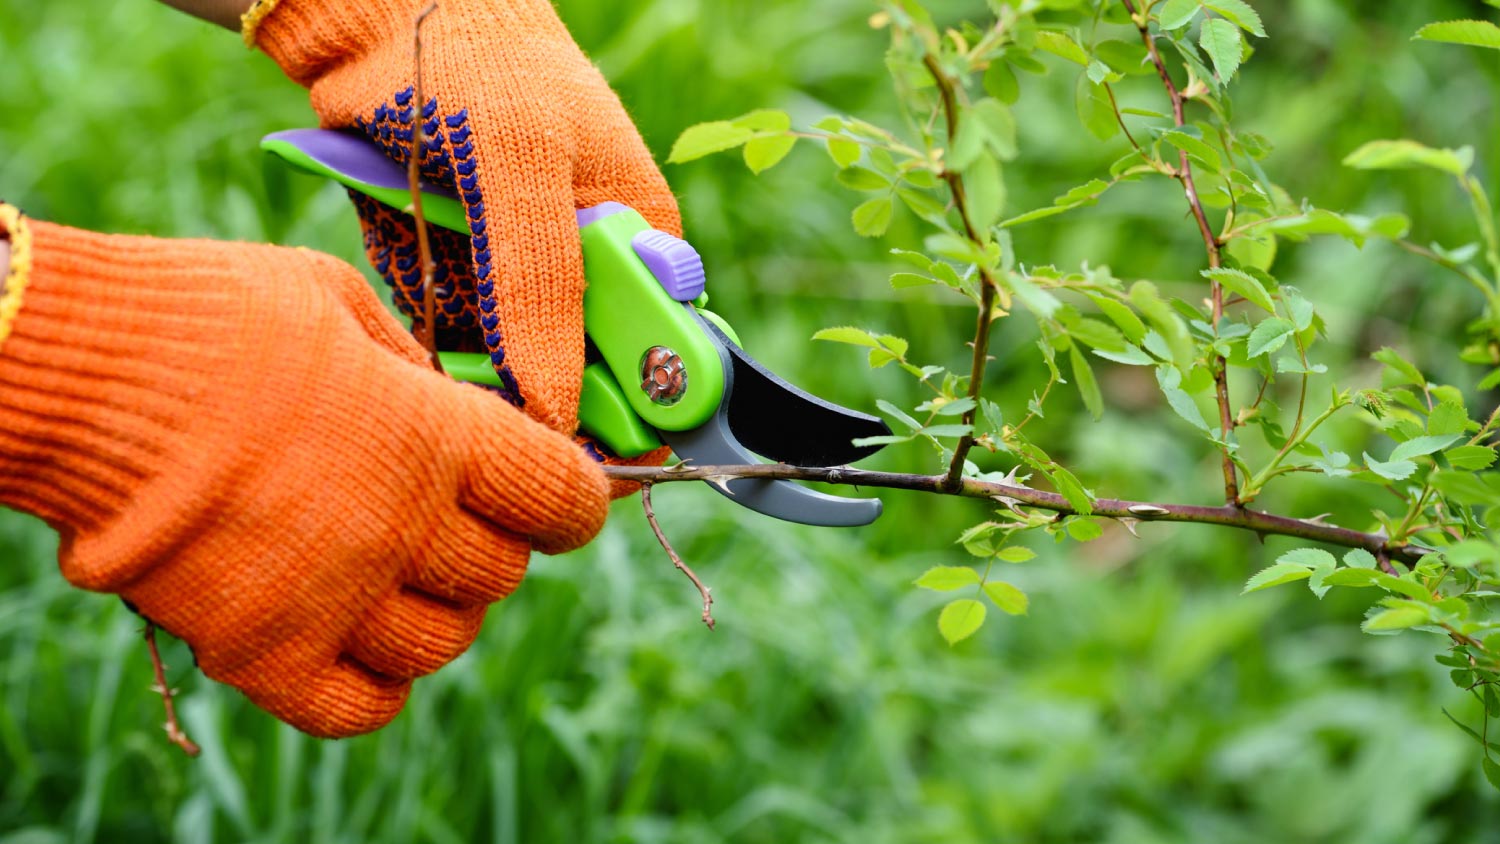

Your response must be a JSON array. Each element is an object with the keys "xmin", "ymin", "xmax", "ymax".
[{"xmin": 11, "ymin": 0, "xmax": 1500, "ymax": 839}]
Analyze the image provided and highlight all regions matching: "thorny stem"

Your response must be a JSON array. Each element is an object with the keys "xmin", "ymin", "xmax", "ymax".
[
  {"xmin": 409, "ymin": 1, "xmax": 443, "ymax": 374},
  {"xmin": 144, "ymin": 622, "xmax": 200, "ymax": 758},
  {"xmin": 1122, "ymin": 0, "xmax": 1240, "ymax": 505},
  {"xmin": 605, "ymin": 464, "xmax": 1430, "ymax": 565},
  {"xmin": 922, "ymin": 52, "xmax": 1000, "ymax": 493},
  {"xmin": 641, "ymin": 483, "xmax": 715, "ymax": 630}
]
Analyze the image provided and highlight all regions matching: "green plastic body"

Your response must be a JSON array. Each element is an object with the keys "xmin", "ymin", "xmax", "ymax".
[
  {"xmin": 263, "ymin": 137, "xmax": 731, "ymax": 449},
  {"xmin": 441, "ymin": 353, "xmax": 663, "ymax": 457}
]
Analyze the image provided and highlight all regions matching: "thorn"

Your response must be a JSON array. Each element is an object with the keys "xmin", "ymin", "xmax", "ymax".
[
  {"xmin": 1303, "ymin": 512, "xmax": 1334, "ymax": 526},
  {"xmin": 704, "ymin": 474, "xmax": 737, "ymax": 496},
  {"xmin": 1118, "ymin": 517, "xmax": 1141, "ymax": 538},
  {"xmin": 1128, "ymin": 504, "xmax": 1170, "ymax": 518}
]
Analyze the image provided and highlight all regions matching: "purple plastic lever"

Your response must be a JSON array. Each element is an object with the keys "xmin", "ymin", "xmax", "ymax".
[{"xmin": 632, "ymin": 229, "xmax": 706, "ymax": 302}]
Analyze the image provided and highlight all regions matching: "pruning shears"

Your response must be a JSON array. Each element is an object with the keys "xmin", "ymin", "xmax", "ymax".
[{"xmin": 261, "ymin": 129, "xmax": 890, "ymax": 527}]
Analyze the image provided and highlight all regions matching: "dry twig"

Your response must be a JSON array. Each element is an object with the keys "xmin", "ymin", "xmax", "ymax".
[
  {"xmin": 641, "ymin": 483, "xmax": 715, "ymax": 630},
  {"xmin": 409, "ymin": 1, "xmax": 443, "ymax": 373},
  {"xmin": 144, "ymin": 622, "xmax": 200, "ymax": 757}
]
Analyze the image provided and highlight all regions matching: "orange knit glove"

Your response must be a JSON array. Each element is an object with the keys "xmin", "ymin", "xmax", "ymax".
[
  {"xmin": 0, "ymin": 206, "xmax": 609, "ymax": 737},
  {"xmin": 244, "ymin": 0, "xmax": 683, "ymax": 438}
]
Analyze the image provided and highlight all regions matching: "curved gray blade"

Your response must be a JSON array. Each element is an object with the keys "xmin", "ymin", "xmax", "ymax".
[
  {"xmin": 694, "ymin": 321, "xmax": 892, "ymax": 467},
  {"xmin": 660, "ymin": 316, "xmax": 883, "ymax": 527}
]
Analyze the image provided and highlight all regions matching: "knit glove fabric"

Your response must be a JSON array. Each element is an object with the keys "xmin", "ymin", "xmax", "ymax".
[
  {"xmin": 246, "ymin": 0, "xmax": 683, "ymax": 438},
  {"xmin": 0, "ymin": 207, "xmax": 609, "ymax": 737}
]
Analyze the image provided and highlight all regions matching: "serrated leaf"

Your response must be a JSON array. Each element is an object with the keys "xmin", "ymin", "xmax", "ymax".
[
  {"xmin": 1204, "ymin": 267, "xmax": 1275, "ymax": 312},
  {"xmin": 938, "ymin": 599, "xmax": 987, "ymax": 645},
  {"xmin": 1157, "ymin": 365, "xmax": 1210, "ymax": 430},
  {"xmin": 1161, "ymin": 130, "xmax": 1223, "ymax": 172},
  {"xmin": 1344, "ymin": 548, "xmax": 1378, "ymax": 569},
  {"xmin": 1322, "ymin": 568, "xmax": 1383, "ymax": 587},
  {"xmin": 982, "ymin": 581, "xmax": 1029, "ymax": 615},
  {"xmin": 1049, "ymin": 466, "xmax": 1094, "ymax": 515},
  {"xmin": 1205, "ymin": 0, "xmax": 1266, "ymax": 37},
  {"xmin": 812, "ymin": 327, "xmax": 879, "ymax": 347},
  {"xmin": 1035, "ymin": 30, "xmax": 1090, "ymax": 65},
  {"xmin": 997, "ymin": 546, "xmax": 1036, "ymax": 563},
  {"xmin": 1484, "ymin": 757, "xmax": 1500, "ymax": 792},
  {"xmin": 1069, "ymin": 344, "xmax": 1104, "ymax": 421},
  {"xmin": 1414, "ymin": 19, "xmax": 1500, "ymax": 51},
  {"xmin": 1095, "ymin": 345, "xmax": 1155, "ymax": 366},
  {"xmin": 836, "ymin": 167, "xmax": 890, "ymax": 191},
  {"xmin": 1390, "ymin": 434, "xmax": 1462, "ymax": 462},
  {"xmin": 914, "ymin": 566, "xmax": 981, "ymax": 591},
  {"xmin": 1429, "ymin": 401, "xmax": 1470, "ymax": 436},
  {"xmin": 1086, "ymin": 294, "xmax": 1148, "ymax": 343},
  {"xmin": 965, "ymin": 152, "xmax": 1005, "ymax": 232},
  {"xmin": 890, "ymin": 272, "xmax": 937, "ymax": 289},
  {"xmin": 1075, "ymin": 75, "xmax": 1119, "ymax": 141},
  {"xmin": 827, "ymin": 137, "xmax": 861, "ymax": 168},
  {"xmin": 1200, "ymin": 19, "xmax": 1244, "ymax": 82},
  {"xmin": 1364, "ymin": 451, "xmax": 1417, "ymax": 481},
  {"xmin": 669, "ymin": 121, "xmax": 754, "ymax": 163},
  {"xmin": 1157, "ymin": 0, "xmax": 1201, "ymax": 29},
  {"xmin": 1067, "ymin": 517, "xmax": 1104, "ymax": 542},
  {"xmin": 922, "ymin": 424, "xmax": 974, "ymax": 438},
  {"xmin": 1362, "ymin": 605, "xmax": 1430, "ymax": 631},
  {"xmin": 1372, "ymin": 347, "xmax": 1425, "ymax": 386},
  {"xmin": 852, "ymin": 197, "xmax": 894, "ymax": 237},
  {"xmin": 1342, "ymin": 139, "xmax": 1474, "ymax": 177},
  {"xmin": 1447, "ymin": 445, "xmax": 1497, "ymax": 471},
  {"xmin": 1279, "ymin": 548, "xmax": 1337, "ymax": 568},
  {"xmin": 1247, "ymin": 317, "xmax": 1295, "ymax": 357},
  {"xmin": 876, "ymin": 399, "xmax": 922, "ymax": 431},
  {"xmin": 1442, "ymin": 540, "xmax": 1500, "ymax": 568},
  {"xmin": 731, "ymin": 109, "xmax": 792, "ymax": 132},
  {"xmin": 1243, "ymin": 562, "xmax": 1314, "ymax": 593},
  {"xmin": 743, "ymin": 135, "xmax": 796, "ymax": 174},
  {"xmin": 984, "ymin": 61, "xmax": 1020, "ymax": 104}
]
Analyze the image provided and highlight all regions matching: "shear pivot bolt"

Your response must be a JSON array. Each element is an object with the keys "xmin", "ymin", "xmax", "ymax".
[{"xmin": 640, "ymin": 346, "xmax": 687, "ymax": 406}]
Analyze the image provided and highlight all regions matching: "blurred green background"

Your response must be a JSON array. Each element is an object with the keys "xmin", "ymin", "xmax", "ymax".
[{"xmin": 3, "ymin": 1, "xmax": 1500, "ymax": 841}]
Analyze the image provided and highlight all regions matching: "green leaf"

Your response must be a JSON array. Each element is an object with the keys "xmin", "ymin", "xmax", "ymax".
[
  {"xmin": 1364, "ymin": 451, "xmax": 1417, "ymax": 481},
  {"xmin": 1161, "ymin": 130, "xmax": 1223, "ymax": 172},
  {"xmin": 731, "ymin": 109, "xmax": 792, "ymax": 132},
  {"xmin": 1243, "ymin": 562, "xmax": 1313, "ymax": 593},
  {"xmin": 812, "ymin": 327, "xmax": 879, "ymax": 347},
  {"xmin": 827, "ymin": 137, "xmax": 861, "ymax": 169},
  {"xmin": 1199, "ymin": 19, "xmax": 1244, "ymax": 82},
  {"xmin": 1205, "ymin": 0, "xmax": 1266, "ymax": 37},
  {"xmin": 1074, "ymin": 75, "xmax": 1119, "ymax": 141},
  {"xmin": 852, "ymin": 197, "xmax": 894, "ymax": 237},
  {"xmin": 982, "ymin": 581, "xmax": 1029, "ymax": 615},
  {"xmin": 1342, "ymin": 139, "xmax": 1474, "ymax": 177},
  {"xmin": 743, "ymin": 135, "xmax": 796, "ymax": 174},
  {"xmin": 1414, "ymin": 19, "xmax": 1500, "ymax": 51},
  {"xmin": 1344, "ymin": 549, "xmax": 1378, "ymax": 569},
  {"xmin": 969, "ymin": 99, "xmax": 1019, "ymax": 161},
  {"xmin": 890, "ymin": 272, "xmax": 936, "ymax": 289},
  {"xmin": 669, "ymin": 121, "xmax": 754, "ymax": 163},
  {"xmin": 1372, "ymin": 347, "xmax": 1426, "ymax": 386},
  {"xmin": 1086, "ymin": 294, "xmax": 1148, "ymax": 343},
  {"xmin": 997, "ymin": 546, "xmax": 1036, "ymax": 563},
  {"xmin": 1035, "ymin": 30, "xmax": 1091, "ymax": 66},
  {"xmin": 984, "ymin": 61, "xmax": 1020, "ymax": 104},
  {"xmin": 1247, "ymin": 317, "xmax": 1295, "ymax": 357},
  {"xmin": 1157, "ymin": 0, "xmax": 1201, "ymax": 29},
  {"xmin": 1157, "ymin": 365, "xmax": 1210, "ymax": 430},
  {"xmin": 1429, "ymin": 401, "xmax": 1471, "ymax": 436},
  {"xmin": 1069, "ymin": 344, "xmax": 1104, "ymax": 421},
  {"xmin": 1483, "ymin": 757, "xmax": 1500, "ymax": 793},
  {"xmin": 1442, "ymin": 540, "xmax": 1500, "ymax": 568},
  {"xmin": 965, "ymin": 152, "xmax": 1006, "ymax": 232},
  {"xmin": 914, "ymin": 566, "xmax": 981, "ymax": 591},
  {"xmin": 1066, "ymin": 517, "xmax": 1104, "ymax": 542},
  {"xmin": 1280, "ymin": 548, "xmax": 1337, "ymax": 569},
  {"xmin": 1322, "ymin": 568, "xmax": 1383, "ymax": 587},
  {"xmin": 1049, "ymin": 466, "xmax": 1094, "ymax": 515},
  {"xmin": 1204, "ymin": 267, "xmax": 1275, "ymax": 312},
  {"xmin": 1095, "ymin": 345, "xmax": 1155, "ymax": 366},
  {"xmin": 1362, "ymin": 605, "xmax": 1430, "ymax": 632},
  {"xmin": 938, "ymin": 599, "xmax": 987, "ymax": 645},
  {"xmin": 1390, "ymin": 434, "xmax": 1462, "ymax": 462},
  {"xmin": 836, "ymin": 167, "xmax": 890, "ymax": 191},
  {"xmin": 1447, "ymin": 445, "xmax": 1497, "ymax": 470}
]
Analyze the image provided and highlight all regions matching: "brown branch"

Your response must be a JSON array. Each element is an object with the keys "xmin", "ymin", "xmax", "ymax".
[
  {"xmin": 641, "ymin": 483, "xmax": 715, "ymax": 630},
  {"xmin": 409, "ymin": 1, "xmax": 443, "ymax": 373},
  {"xmin": 921, "ymin": 52, "xmax": 1000, "ymax": 493},
  {"xmin": 1121, "ymin": 0, "xmax": 1239, "ymax": 505},
  {"xmin": 144, "ymin": 622, "xmax": 200, "ymax": 758},
  {"xmin": 604, "ymin": 463, "xmax": 1430, "ymax": 565}
]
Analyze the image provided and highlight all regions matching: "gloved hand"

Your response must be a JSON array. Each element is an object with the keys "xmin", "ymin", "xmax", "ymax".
[
  {"xmin": 244, "ymin": 0, "xmax": 683, "ymax": 438},
  {"xmin": 0, "ymin": 205, "xmax": 610, "ymax": 737}
]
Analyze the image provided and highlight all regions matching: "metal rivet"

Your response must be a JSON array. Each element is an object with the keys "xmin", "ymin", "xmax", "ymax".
[{"xmin": 640, "ymin": 346, "xmax": 687, "ymax": 406}]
